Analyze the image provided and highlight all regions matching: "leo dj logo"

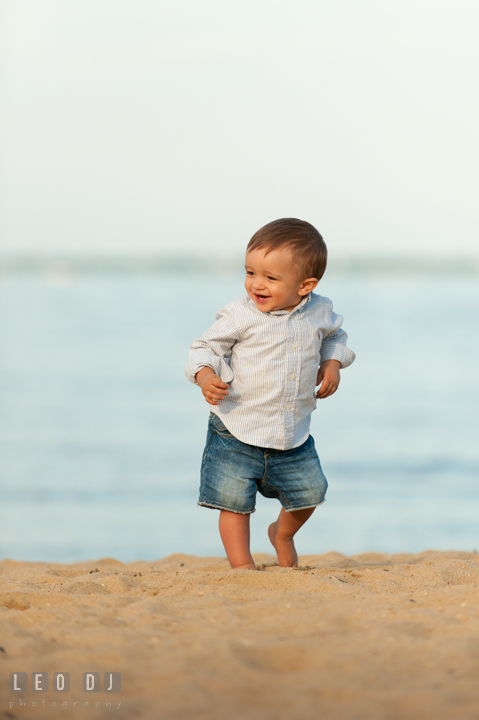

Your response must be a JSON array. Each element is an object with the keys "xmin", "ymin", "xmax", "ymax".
[{"xmin": 10, "ymin": 672, "xmax": 121, "ymax": 693}]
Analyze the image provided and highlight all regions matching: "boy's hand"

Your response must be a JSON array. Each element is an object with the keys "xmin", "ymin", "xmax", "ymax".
[
  {"xmin": 196, "ymin": 367, "xmax": 229, "ymax": 405},
  {"xmin": 316, "ymin": 359, "xmax": 341, "ymax": 399}
]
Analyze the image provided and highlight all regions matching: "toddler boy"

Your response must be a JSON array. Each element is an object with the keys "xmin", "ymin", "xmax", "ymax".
[{"xmin": 185, "ymin": 218, "xmax": 355, "ymax": 570}]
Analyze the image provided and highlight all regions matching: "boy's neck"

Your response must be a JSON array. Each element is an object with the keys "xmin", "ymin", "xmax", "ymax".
[{"xmin": 269, "ymin": 292, "xmax": 311, "ymax": 315}]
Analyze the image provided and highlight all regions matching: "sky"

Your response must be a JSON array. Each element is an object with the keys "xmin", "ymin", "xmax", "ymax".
[{"xmin": 0, "ymin": 0, "xmax": 478, "ymax": 259}]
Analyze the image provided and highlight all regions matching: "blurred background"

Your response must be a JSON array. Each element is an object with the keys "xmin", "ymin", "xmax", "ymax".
[{"xmin": 1, "ymin": 0, "xmax": 478, "ymax": 563}]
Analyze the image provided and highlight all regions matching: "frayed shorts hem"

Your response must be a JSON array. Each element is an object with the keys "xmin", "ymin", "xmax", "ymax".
[
  {"xmin": 197, "ymin": 501, "xmax": 256, "ymax": 515},
  {"xmin": 283, "ymin": 498, "xmax": 326, "ymax": 512}
]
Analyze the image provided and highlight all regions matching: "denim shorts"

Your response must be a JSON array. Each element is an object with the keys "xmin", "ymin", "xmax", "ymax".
[{"xmin": 198, "ymin": 413, "xmax": 328, "ymax": 514}]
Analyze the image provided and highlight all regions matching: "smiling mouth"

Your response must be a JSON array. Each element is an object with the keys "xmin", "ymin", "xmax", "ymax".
[{"xmin": 254, "ymin": 294, "xmax": 269, "ymax": 303}]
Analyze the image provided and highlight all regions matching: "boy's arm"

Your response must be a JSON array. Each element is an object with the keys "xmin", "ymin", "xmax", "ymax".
[
  {"xmin": 185, "ymin": 308, "xmax": 240, "ymax": 387},
  {"xmin": 316, "ymin": 305, "xmax": 355, "ymax": 399},
  {"xmin": 320, "ymin": 306, "xmax": 355, "ymax": 368}
]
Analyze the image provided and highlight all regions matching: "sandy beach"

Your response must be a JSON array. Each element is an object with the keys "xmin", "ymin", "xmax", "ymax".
[{"xmin": 1, "ymin": 550, "xmax": 479, "ymax": 719}]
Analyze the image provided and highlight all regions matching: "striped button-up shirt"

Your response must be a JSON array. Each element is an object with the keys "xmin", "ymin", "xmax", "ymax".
[{"xmin": 185, "ymin": 292, "xmax": 355, "ymax": 450}]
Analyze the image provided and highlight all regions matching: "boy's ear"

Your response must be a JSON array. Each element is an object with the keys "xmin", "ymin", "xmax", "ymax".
[{"xmin": 298, "ymin": 277, "xmax": 319, "ymax": 295}]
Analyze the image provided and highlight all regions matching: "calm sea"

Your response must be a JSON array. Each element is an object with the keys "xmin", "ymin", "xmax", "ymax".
[{"xmin": 1, "ymin": 272, "xmax": 478, "ymax": 562}]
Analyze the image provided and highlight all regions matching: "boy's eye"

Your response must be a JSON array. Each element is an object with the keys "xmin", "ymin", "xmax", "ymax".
[
  {"xmin": 246, "ymin": 271, "xmax": 254, "ymax": 276},
  {"xmin": 267, "ymin": 276, "xmax": 276, "ymax": 281}
]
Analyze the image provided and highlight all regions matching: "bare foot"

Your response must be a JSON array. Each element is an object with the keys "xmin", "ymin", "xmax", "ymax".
[
  {"xmin": 231, "ymin": 562, "xmax": 258, "ymax": 571},
  {"xmin": 268, "ymin": 521, "xmax": 298, "ymax": 567}
]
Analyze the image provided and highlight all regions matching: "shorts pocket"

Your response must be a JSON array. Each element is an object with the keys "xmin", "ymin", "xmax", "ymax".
[{"xmin": 211, "ymin": 413, "xmax": 234, "ymax": 437}]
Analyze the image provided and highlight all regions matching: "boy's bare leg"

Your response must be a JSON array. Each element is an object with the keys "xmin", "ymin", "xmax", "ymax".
[
  {"xmin": 219, "ymin": 510, "xmax": 258, "ymax": 570},
  {"xmin": 268, "ymin": 507, "xmax": 316, "ymax": 567}
]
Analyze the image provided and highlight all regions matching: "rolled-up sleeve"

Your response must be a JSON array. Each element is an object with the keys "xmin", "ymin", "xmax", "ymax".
[
  {"xmin": 320, "ymin": 307, "xmax": 356, "ymax": 368},
  {"xmin": 185, "ymin": 309, "xmax": 241, "ymax": 385}
]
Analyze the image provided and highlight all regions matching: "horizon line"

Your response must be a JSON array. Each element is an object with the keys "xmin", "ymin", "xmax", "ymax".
[{"xmin": 1, "ymin": 253, "xmax": 478, "ymax": 276}]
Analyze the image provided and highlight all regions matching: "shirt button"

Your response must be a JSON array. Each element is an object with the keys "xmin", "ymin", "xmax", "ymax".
[
  {"xmin": 290, "ymin": 373, "xmax": 296, "ymax": 380},
  {"xmin": 285, "ymin": 404, "xmax": 291, "ymax": 410},
  {"xmin": 291, "ymin": 343, "xmax": 297, "ymax": 349}
]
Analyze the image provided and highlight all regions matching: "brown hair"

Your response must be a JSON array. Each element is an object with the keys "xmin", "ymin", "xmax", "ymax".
[{"xmin": 246, "ymin": 218, "xmax": 327, "ymax": 281}]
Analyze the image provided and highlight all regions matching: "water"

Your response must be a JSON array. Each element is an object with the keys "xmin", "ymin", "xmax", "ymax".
[{"xmin": 1, "ymin": 272, "xmax": 478, "ymax": 562}]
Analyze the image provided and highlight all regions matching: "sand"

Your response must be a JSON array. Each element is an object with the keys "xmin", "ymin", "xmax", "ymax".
[{"xmin": 1, "ymin": 550, "xmax": 479, "ymax": 720}]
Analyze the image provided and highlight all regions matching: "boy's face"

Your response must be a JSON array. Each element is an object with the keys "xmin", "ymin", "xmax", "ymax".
[{"xmin": 244, "ymin": 247, "xmax": 317, "ymax": 313}]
